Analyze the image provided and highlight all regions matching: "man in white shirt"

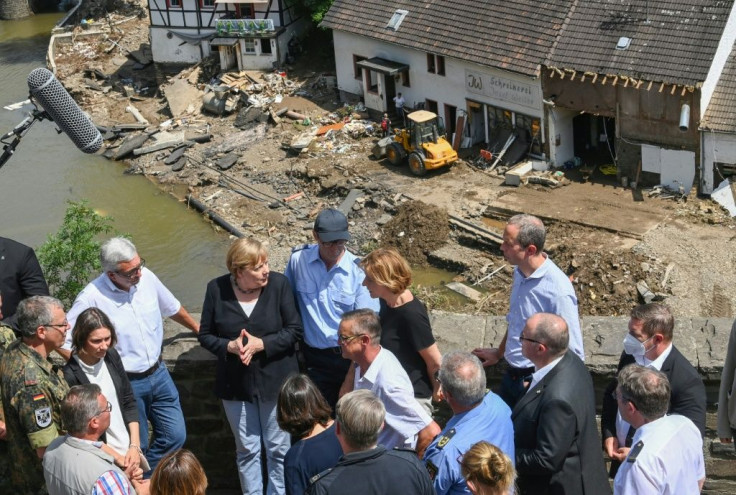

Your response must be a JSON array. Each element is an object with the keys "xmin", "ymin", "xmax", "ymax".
[
  {"xmin": 62, "ymin": 237, "xmax": 199, "ymax": 475},
  {"xmin": 43, "ymin": 384, "xmax": 148, "ymax": 495},
  {"xmin": 613, "ymin": 364, "xmax": 705, "ymax": 494},
  {"xmin": 601, "ymin": 303, "xmax": 706, "ymax": 477},
  {"xmin": 337, "ymin": 309, "xmax": 440, "ymax": 456}
]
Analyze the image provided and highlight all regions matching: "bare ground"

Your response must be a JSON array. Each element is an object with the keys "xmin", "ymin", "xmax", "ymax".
[{"xmin": 52, "ymin": 12, "xmax": 736, "ymax": 318}]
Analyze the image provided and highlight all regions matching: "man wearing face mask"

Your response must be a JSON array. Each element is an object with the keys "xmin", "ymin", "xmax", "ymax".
[{"xmin": 601, "ymin": 303, "xmax": 706, "ymax": 478}]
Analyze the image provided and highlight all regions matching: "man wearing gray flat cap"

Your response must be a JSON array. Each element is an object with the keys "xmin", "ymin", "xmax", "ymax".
[{"xmin": 285, "ymin": 209, "xmax": 379, "ymax": 410}]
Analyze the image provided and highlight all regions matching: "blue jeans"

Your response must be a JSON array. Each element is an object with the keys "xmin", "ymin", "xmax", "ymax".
[
  {"xmin": 499, "ymin": 367, "xmax": 534, "ymax": 409},
  {"xmin": 129, "ymin": 365, "xmax": 186, "ymax": 477},
  {"xmin": 222, "ymin": 397, "xmax": 290, "ymax": 495}
]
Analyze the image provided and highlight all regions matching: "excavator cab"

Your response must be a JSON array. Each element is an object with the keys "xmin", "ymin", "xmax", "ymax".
[{"xmin": 385, "ymin": 110, "xmax": 458, "ymax": 176}]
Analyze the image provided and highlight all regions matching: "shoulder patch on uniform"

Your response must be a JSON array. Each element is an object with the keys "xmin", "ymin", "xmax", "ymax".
[
  {"xmin": 309, "ymin": 467, "xmax": 333, "ymax": 485},
  {"xmin": 292, "ymin": 244, "xmax": 310, "ymax": 253},
  {"xmin": 425, "ymin": 460, "xmax": 438, "ymax": 480},
  {"xmin": 626, "ymin": 440, "xmax": 644, "ymax": 463},
  {"xmin": 35, "ymin": 406, "xmax": 52, "ymax": 428},
  {"xmin": 436, "ymin": 428, "xmax": 456, "ymax": 449}
]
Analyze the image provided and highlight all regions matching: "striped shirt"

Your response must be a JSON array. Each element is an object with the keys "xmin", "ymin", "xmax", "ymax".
[{"xmin": 93, "ymin": 470, "xmax": 132, "ymax": 495}]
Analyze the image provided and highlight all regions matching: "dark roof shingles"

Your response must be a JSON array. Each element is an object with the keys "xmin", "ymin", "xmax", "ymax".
[
  {"xmin": 546, "ymin": 0, "xmax": 734, "ymax": 85},
  {"xmin": 321, "ymin": 0, "xmax": 573, "ymax": 77},
  {"xmin": 702, "ymin": 41, "xmax": 736, "ymax": 132}
]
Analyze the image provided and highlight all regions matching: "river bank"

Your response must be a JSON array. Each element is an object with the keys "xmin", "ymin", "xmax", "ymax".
[{"xmin": 47, "ymin": 8, "xmax": 736, "ymax": 319}]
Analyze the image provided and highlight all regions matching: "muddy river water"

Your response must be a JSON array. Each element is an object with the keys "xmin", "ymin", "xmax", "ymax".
[{"xmin": 0, "ymin": 14, "xmax": 229, "ymax": 310}]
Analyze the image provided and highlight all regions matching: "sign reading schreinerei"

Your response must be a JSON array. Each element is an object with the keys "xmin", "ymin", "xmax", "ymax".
[{"xmin": 465, "ymin": 69, "xmax": 540, "ymax": 110}]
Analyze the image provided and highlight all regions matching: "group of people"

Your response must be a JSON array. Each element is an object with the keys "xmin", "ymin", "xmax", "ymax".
[{"xmin": 0, "ymin": 205, "xmax": 728, "ymax": 495}]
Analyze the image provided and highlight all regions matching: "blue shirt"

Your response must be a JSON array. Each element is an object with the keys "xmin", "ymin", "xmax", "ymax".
[
  {"xmin": 423, "ymin": 392, "xmax": 515, "ymax": 495},
  {"xmin": 285, "ymin": 244, "xmax": 379, "ymax": 349},
  {"xmin": 505, "ymin": 255, "xmax": 584, "ymax": 368}
]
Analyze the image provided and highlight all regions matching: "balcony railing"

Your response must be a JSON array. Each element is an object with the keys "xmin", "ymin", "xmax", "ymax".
[{"xmin": 215, "ymin": 18, "xmax": 275, "ymax": 36}]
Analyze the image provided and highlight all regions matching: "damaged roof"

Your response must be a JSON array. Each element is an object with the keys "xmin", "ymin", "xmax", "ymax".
[
  {"xmin": 546, "ymin": 0, "xmax": 735, "ymax": 86},
  {"xmin": 702, "ymin": 41, "xmax": 736, "ymax": 132},
  {"xmin": 320, "ymin": 0, "xmax": 573, "ymax": 78}
]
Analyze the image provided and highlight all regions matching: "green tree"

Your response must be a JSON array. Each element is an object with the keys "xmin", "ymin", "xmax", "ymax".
[
  {"xmin": 299, "ymin": 0, "xmax": 334, "ymax": 24},
  {"xmin": 38, "ymin": 200, "xmax": 116, "ymax": 308}
]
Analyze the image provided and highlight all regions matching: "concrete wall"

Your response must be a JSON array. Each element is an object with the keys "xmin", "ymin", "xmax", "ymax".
[
  {"xmin": 702, "ymin": 131, "xmax": 736, "ymax": 194},
  {"xmin": 164, "ymin": 313, "xmax": 735, "ymax": 491}
]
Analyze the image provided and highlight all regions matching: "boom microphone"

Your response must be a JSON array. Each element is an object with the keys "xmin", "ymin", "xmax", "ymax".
[{"xmin": 27, "ymin": 68, "xmax": 102, "ymax": 154}]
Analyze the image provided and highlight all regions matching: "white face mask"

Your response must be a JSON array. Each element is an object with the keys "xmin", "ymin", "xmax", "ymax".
[{"xmin": 623, "ymin": 333, "xmax": 654, "ymax": 364}]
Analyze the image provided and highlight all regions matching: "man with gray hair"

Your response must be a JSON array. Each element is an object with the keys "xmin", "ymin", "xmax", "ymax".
[
  {"xmin": 512, "ymin": 313, "xmax": 609, "ymax": 495},
  {"xmin": 423, "ymin": 351, "xmax": 514, "ymax": 494},
  {"xmin": 0, "ymin": 295, "xmax": 70, "ymax": 494},
  {"xmin": 62, "ymin": 237, "xmax": 199, "ymax": 475},
  {"xmin": 43, "ymin": 384, "xmax": 148, "ymax": 495},
  {"xmin": 307, "ymin": 389, "xmax": 434, "ymax": 495},
  {"xmin": 473, "ymin": 214, "xmax": 584, "ymax": 408},
  {"xmin": 337, "ymin": 309, "xmax": 440, "ymax": 455},
  {"xmin": 613, "ymin": 365, "xmax": 705, "ymax": 494}
]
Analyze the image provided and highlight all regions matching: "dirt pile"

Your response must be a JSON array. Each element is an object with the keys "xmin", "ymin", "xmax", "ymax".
[{"xmin": 381, "ymin": 201, "xmax": 450, "ymax": 266}]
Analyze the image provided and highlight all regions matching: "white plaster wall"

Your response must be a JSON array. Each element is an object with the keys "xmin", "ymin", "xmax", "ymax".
[
  {"xmin": 701, "ymin": 3, "xmax": 736, "ymax": 118},
  {"xmin": 151, "ymin": 27, "xmax": 213, "ymax": 63},
  {"xmin": 702, "ymin": 131, "xmax": 736, "ymax": 194},
  {"xmin": 332, "ymin": 31, "xmax": 542, "ymax": 120},
  {"xmin": 548, "ymin": 107, "xmax": 576, "ymax": 166}
]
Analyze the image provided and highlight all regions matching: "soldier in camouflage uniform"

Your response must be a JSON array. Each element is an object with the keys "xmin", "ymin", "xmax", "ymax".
[
  {"xmin": 0, "ymin": 295, "xmax": 70, "ymax": 495},
  {"xmin": 0, "ymin": 291, "xmax": 18, "ymax": 494}
]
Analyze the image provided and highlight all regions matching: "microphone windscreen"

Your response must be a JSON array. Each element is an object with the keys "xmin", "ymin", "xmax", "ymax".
[{"xmin": 27, "ymin": 68, "xmax": 102, "ymax": 154}]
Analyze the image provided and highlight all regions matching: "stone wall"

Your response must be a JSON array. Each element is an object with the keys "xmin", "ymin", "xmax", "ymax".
[
  {"xmin": 163, "ymin": 313, "xmax": 736, "ymax": 493},
  {"xmin": 0, "ymin": 0, "xmax": 32, "ymax": 20}
]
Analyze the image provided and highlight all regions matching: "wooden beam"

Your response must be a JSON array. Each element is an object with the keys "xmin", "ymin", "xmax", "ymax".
[
  {"xmin": 601, "ymin": 76, "xmax": 607, "ymax": 85},
  {"xmin": 592, "ymin": 73, "xmax": 598, "ymax": 84},
  {"xmin": 670, "ymin": 84, "xmax": 676, "ymax": 95},
  {"xmin": 647, "ymin": 81, "xmax": 652, "ymax": 91},
  {"xmin": 659, "ymin": 82, "xmax": 665, "ymax": 93},
  {"xmin": 612, "ymin": 76, "xmax": 618, "ymax": 86}
]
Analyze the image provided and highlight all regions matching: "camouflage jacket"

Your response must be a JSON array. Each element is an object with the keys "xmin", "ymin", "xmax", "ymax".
[
  {"xmin": 0, "ymin": 339, "xmax": 69, "ymax": 495},
  {"xmin": 0, "ymin": 324, "xmax": 17, "ymax": 494}
]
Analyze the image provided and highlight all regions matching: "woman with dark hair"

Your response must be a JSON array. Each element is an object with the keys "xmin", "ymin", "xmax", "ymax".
[
  {"xmin": 277, "ymin": 374, "xmax": 342, "ymax": 495},
  {"xmin": 63, "ymin": 307, "xmax": 141, "ymax": 471},
  {"xmin": 150, "ymin": 448, "xmax": 207, "ymax": 495},
  {"xmin": 199, "ymin": 238, "xmax": 302, "ymax": 495}
]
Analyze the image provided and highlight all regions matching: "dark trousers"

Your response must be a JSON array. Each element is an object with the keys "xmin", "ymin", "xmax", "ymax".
[
  {"xmin": 302, "ymin": 344, "xmax": 351, "ymax": 413},
  {"xmin": 498, "ymin": 366, "xmax": 535, "ymax": 409}
]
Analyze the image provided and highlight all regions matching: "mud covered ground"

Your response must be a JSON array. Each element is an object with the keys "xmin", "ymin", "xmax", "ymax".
[{"xmin": 51, "ymin": 10, "xmax": 736, "ymax": 318}]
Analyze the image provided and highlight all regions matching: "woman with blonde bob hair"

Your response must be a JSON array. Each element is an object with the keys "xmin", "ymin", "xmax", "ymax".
[
  {"xmin": 460, "ymin": 441, "xmax": 516, "ymax": 495},
  {"xmin": 150, "ymin": 449, "xmax": 207, "ymax": 495},
  {"xmin": 356, "ymin": 247, "xmax": 442, "ymax": 414},
  {"xmin": 199, "ymin": 238, "xmax": 302, "ymax": 495}
]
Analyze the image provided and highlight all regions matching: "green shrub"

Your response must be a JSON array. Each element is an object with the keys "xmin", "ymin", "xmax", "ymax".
[{"xmin": 38, "ymin": 200, "xmax": 117, "ymax": 308}]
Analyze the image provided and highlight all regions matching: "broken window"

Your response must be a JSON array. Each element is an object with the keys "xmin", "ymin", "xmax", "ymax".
[
  {"xmin": 387, "ymin": 9, "xmax": 408, "ymax": 31},
  {"xmin": 200, "ymin": 0, "xmax": 214, "ymax": 8},
  {"xmin": 425, "ymin": 99, "xmax": 438, "ymax": 114},
  {"xmin": 427, "ymin": 53, "xmax": 436, "ymax": 73},
  {"xmin": 367, "ymin": 70, "xmax": 378, "ymax": 94},
  {"xmin": 401, "ymin": 70, "xmax": 410, "ymax": 87},
  {"xmin": 167, "ymin": 0, "xmax": 181, "ymax": 8},
  {"xmin": 260, "ymin": 39, "xmax": 272, "ymax": 55},
  {"xmin": 243, "ymin": 39, "xmax": 256, "ymax": 54},
  {"xmin": 427, "ymin": 54, "xmax": 445, "ymax": 76},
  {"xmin": 353, "ymin": 55, "xmax": 366, "ymax": 80},
  {"xmin": 235, "ymin": 4, "xmax": 254, "ymax": 18}
]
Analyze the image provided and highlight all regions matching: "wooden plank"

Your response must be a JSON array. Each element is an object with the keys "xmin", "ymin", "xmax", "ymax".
[
  {"xmin": 445, "ymin": 282, "xmax": 482, "ymax": 302},
  {"xmin": 452, "ymin": 114, "xmax": 465, "ymax": 151}
]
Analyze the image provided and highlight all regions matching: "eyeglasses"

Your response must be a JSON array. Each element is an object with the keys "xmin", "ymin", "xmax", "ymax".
[
  {"xmin": 44, "ymin": 321, "xmax": 69, "ymax": 331},
  {"xmin": 612, "ymin": 390, "xmax": 637, "ymax": 409},
  {"xmin": 95, "ymin": 401, "xmax": 113, "ymax": 416},
  {"xmin": 115, "ymin": 259, "xmax": 145, "ymax": 279},
  {"xmin": 518, "ymin": 333, "xmax": 543, "ymax": 345},
  {"xmin": 320, "ymin": 240, "xmax": 347, "ymax": 248},
  {"xmin": 338, "ymin": 333, "xmax": 365, "ymax": 343}
]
